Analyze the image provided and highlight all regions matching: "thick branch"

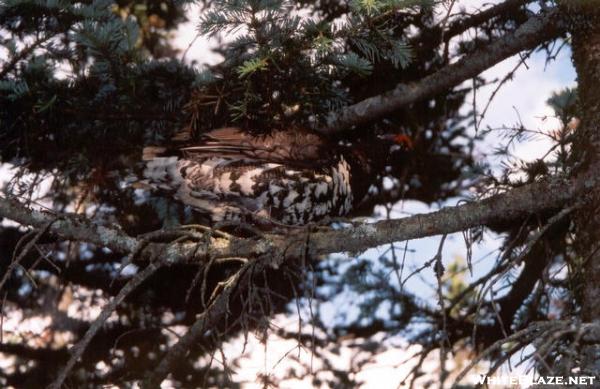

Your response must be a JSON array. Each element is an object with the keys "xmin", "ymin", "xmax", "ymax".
[
  {"xmin": 321, "ymin": 8, "xmax": 564, "ymax": 134},
  {"xmin": 0, "ymin": 172, "xmax": 591, "ymax": 266},
  {"xmin": 444, "ymin": 0, "xmax": 531, "ymax": 41},
  {"xmin": 0, "ymin": 197, "xmax": 264, "ymax": 264},
  {"xmin": 0, "ymin": 198, "xmax": 136, "ymax": 253}
]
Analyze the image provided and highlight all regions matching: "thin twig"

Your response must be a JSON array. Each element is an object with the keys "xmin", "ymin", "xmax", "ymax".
[
  {"xmin": 142, "ymin": 261, "xmax": 253, "ymax": 388},
  {"xmin": 49, "ymin": 258, "xmax": 166, "ymax": 389},
  {"xmin": 0, "ymin": 219, "xmax": 56, "ymax": 292},
  {"xmin": 433, "ymin": 234, "xmax": 449, "ymax": 389},
  {"xmin": 452, "ymin": 321, "xmax": 567, "ymax": 387},
  {"xmin": 0, "ymin": 292, "xmax": 6, "ymax": 344}
]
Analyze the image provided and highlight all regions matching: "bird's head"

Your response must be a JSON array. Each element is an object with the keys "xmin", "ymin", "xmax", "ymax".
[
  {"xmin": 347, "ymin": 132, "xmax": 413, "ymax": 176},
  {"xmin": 377, "ymin": 133, "xmax": 414, "ymax": 152}
]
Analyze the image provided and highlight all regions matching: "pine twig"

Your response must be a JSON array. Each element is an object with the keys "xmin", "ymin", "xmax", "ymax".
[{"xmin": 49, "ymin": 259, "xmax": 166, "ymax": 389}]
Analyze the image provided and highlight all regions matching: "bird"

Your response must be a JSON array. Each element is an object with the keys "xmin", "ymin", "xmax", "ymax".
[{"xmin": 142, "ymin": 127, "xmax": 411, "ymax": 226}]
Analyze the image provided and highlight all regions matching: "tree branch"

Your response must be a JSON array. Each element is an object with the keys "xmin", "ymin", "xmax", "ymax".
[
  {"xmin": 2, "ymin": 169, "xmax": 597, "ymax": 386},
  {"xmin": 0, "ymin": 172, "xmax": 591, "ymax": 267},
  {"xmin": 141, "ymin": 261, "xmax": 251, "ymax": 388},
  {"xmin": 48, "ymin": 260, "xmax": 164, "ymax": 389},
  {"xmin": 0, "ymin": 197, "xmax": 265, "ymax": 265},
  {"xmin": 0, "ymin": 198, "xmax": 136, "ymax": 253},
  {"xmin": 321, "ymin": 8, "xmax": 564, "ymax": 134},
  {"xmin": 444, "ymin": 0, "xmax": 532, "ymax": 42},
  {"xmin": 0, "ymin": 34, "xmax": 55, "ymax": 79}
]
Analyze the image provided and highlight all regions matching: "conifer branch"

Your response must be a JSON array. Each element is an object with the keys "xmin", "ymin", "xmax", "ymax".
[
  {"xmin": 443, "ymin": 0, "xmax": 532, "ymax": 42},
  {"xmin": 321, "ymin": 8, "xmax": 564, "ymax": 133}
]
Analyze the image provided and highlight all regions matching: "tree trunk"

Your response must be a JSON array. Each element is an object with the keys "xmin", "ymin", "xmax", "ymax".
[{"xmin": 565, "ymin": 1, "xmax": 600, "ymax": 375}]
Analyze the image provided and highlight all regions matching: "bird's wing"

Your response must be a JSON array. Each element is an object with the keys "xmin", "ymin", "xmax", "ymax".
[{"xmin": 179, "ymin": 127, "xmax": 334, "ymax": 168}]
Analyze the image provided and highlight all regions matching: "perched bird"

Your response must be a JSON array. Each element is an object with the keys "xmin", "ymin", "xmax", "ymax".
[{"xmin": 143, "ymin": 127, "xmax": 411, "ymax": 226}]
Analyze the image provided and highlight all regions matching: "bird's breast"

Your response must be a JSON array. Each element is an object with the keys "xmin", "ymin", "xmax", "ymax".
[{"xmin": 144, "ymin": 155, "xmax": 354, "ymax": 225}]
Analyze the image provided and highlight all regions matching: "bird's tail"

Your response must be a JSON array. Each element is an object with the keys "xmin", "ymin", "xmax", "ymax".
[
  {"xmin": 140, "ymin": 156, "xmax": 184, "ymax": 191},
  {"xmin": 142, "ymin": 146, "xmax": 168, "ymax": 161}
]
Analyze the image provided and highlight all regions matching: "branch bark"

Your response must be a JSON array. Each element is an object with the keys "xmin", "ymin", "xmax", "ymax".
[
  {"xmin": 0, "ymin": 172, "xmax": 591, "ymax": 267},
  {"xmin": 321, "ymin": 7, "xmax": 565, "ymax": 134},
  {"xmin": 563, "ymin": 1, "xmax": 600, "ymax": 375},
  {"xmin": 444, "ymin": 0, "xmax": 531, "ymax": 42}
]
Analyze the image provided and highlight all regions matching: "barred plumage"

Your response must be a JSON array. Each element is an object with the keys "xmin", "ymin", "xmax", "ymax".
[{"xmin": 143, "ymin": 127, "xmax": 408, "ymax": 226}]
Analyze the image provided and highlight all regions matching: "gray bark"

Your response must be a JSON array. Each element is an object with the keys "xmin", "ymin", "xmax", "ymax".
[
  {"xmin": 0, "ymin": 171, "xmax": 591, "ymax": 266},
  {"xmin": 565, "ymin": 1, "xmax": 600, "ymax": 376},
  {"xmin": 321, "ymin": 8, "xmax": 565, "ymax": 134}
]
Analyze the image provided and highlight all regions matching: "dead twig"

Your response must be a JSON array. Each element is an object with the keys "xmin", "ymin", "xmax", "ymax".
[
  {"xmin": 49, "ymin": 227, "xmax": 206, "ymax": 389},
  {"xmin": 0, "ymin": 219, "xmax": 57, "ymax": 292},
  {"xmin": 49, "ymin": 258, "xmax": 165, "ymax": 389},
  {"xmin": 142, "ymin": 260, "xmax": 253, "ymax": 388}
]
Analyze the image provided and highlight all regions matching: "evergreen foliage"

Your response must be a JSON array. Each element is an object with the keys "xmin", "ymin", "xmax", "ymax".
[{"xmin": 190, "ymin": 0, "xmax": 419, "ymax": 130}]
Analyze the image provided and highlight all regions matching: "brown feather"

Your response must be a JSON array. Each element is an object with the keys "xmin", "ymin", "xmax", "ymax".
[{"xmin": 179, "ymin": 127, "xmax": 334, "ymax": 169}]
